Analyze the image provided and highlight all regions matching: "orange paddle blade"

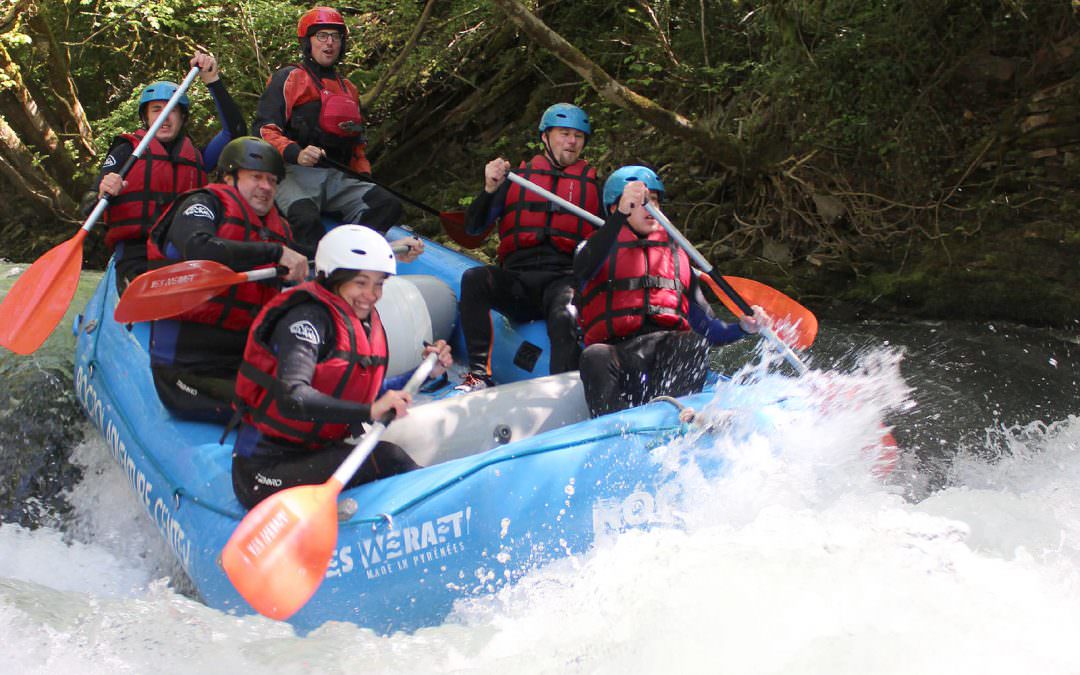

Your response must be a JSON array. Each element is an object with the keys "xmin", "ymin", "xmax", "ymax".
[
  {"xmin": 114, "ymin": 260, "xmax": 246, "ymax": 323},
  {"xmin": 700, "ymin": 274, "xmax": 818, "ymax": 350},
  {"xmin": 221, "ymin": 478, "xmax": 344, "ymax": 621},
  {"xmin": 439, "ymin": 211, "xmax": 488, "ymax": 249},
  {"xmin": 0, "ymin": 231, "xmax": 87, "ymax": 355}
]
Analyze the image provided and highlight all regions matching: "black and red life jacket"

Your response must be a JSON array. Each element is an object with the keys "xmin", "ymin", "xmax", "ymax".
[
  {"xmin": 234, "ymin": 281, "xmax": 388, "ymax": 447},
  {"xmin": 103, "ymin": 129, "xmax": 206, "ymax": 249},
  {"xmin": 146, "ymin": 183, "xmax": 293, "ymax": 333},
  {"xmin": 297, "ymin": 63, "xmax": 364, "ymax": 139},
  {"xmin": 578, "ymin": 225, "xmax": 692, "ymax": 346},
  {"xmin": 496, "ymin": 155, "xmax": 600, "ymax": 261}
]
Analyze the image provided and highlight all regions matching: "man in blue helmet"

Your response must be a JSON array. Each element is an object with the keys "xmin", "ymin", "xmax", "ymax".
[
  {"xmin": 456, "ymin": 102, "xmax": 603, "ymax": 391},
  {"xmin": 86, "ymin": 50, "xmax": 246, "ymax": 288},
  {"xmin": 574, "ymin": 166, "xmax": 765, "ymax": 417}
]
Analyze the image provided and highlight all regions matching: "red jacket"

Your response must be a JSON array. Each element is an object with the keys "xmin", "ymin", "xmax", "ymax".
[
  {"xmin": 147, "ymin": 183, "xmax": 293, "ymax": 332},
  {"xmin": 578, "ymin": 225, "xmax": 692, "ymax": 346},
  {"xmin": 234, "ymin": 281, "xmax": 388, "ymax": 448},
  {"xmin": 103, "ymin": 129, "xmax": 205, "ymax": 249},
  {"xmin": 255, "ymin": 63, "xmax": 371, "ymax": 174},
  {"xmin": 496, "ymin": 155, "xmax": 600, "ymax": 261}
]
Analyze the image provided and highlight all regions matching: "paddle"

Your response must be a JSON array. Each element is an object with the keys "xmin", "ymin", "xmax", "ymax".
[
  {"xmin": 503, "ymin": 172, "xmax": 818, "ymax": 352},
  {"xmin": 318, "ymin": 157, "xmax": 481, "ymax": 248},
  {"xmin": 221, "ymin": 352, "xmax": 438, "ymax": 621},
  {"xmin": 643, "ymin": 202, "xmax": 811, "ymax": 375},
  {"xmin": 114, "ymin": 244, "xmax": 409, "ymax": 323},
  {"xmin": 0, "ymin": 66, "xmax": 201, "ymax": 355}
]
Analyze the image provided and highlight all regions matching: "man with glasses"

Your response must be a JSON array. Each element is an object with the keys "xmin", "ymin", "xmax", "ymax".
[{"xmin": 254, "ymin": 6, "xmax": 410, "ymax": 256}]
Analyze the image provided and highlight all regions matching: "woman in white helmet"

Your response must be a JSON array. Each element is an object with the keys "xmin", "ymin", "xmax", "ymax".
[{"xmin": 230, "ymin": 225, "xmax": 452, "ymax": 509}]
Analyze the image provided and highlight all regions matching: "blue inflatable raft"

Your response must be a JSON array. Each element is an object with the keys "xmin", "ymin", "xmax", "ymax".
[{"xmin": 73, "ymin": 227, "xmax": 804, "ymax": 633}]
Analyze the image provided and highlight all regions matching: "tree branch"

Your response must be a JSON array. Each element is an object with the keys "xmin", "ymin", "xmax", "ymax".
[
  {"xmin": 490, "ymin": 0, "xmax": 747, "ymax": 171},
  {"xmin": 361, "ymin": 0, "xmax": 438, "ymax": 109}
]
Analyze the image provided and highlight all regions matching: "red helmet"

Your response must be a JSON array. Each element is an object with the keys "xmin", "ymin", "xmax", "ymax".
[{"xmin": 297, "ymin": 7, "xmax": 347, "ymax": 39}]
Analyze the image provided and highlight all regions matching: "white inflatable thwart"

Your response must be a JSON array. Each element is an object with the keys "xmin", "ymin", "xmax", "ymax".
[
  {"xmin": 376, "ymin": 274, "xmax": 457, "ymax": 376},
  {"xmin": 382, "ymin": 371, "xmax": 589, "ymax": 466}
]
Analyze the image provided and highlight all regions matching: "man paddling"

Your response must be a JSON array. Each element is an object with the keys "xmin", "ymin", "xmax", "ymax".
[
  {"xmin": 455, "ymin": 103, "xmax": 602, "ymax": 391},
  {"xmin": 86, "ymin": 51, "xmax": 245, "ymax": 289},
  {"xmin": 145, "ymin": 137, "xmax": 307, "ymax": 422},
  {"xmin": 574, "ymin": 166, "xmax": 765, "ymax": 417},
  {"xmin": 253, "ymin": 6, "xmax": 410, "ymax": 255}
]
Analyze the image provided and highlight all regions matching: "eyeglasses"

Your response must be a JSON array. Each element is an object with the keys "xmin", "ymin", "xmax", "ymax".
[{"xmin": 313, "ymin": 30, "xmax": 343, "ymax": 43}]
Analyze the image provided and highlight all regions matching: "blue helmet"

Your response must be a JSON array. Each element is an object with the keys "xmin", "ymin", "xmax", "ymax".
[
  {"xmin": 138, "ymin": 81, "xmax": 189, "ymax": 118},
  {"xmin": 602, "ymin": 165, "xmax": 665, "ymax": 213},
  {"xmin": 538, "ymin": 103, "xmax": 591, "ymax": 137}
]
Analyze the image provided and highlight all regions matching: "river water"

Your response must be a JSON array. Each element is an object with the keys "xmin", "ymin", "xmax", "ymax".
[{"xmin": 0, "ymin": 265, "xmax": 1078, "ymax": 674}]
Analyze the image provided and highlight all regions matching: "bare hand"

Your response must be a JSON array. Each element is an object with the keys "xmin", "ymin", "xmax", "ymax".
[
  {"xmin": 618, "ymin": 181, "xmax": 650, "ymax": 215},
  {"xmin": 422, "ymin": 339, "xmax": 453, "ymax": 379},
  {"xmin": 371, "ymin": 389, "xmax": 412, "ymax": 421},
  {"xmin": 484, "ymin": 158, "xmax": 511, "ymax": 193},
  {"xmin": 278, "ymin": 246, "xmax": 308, "ymax": 283},
  {"xmin": 297, "ymin": 145, "xmax": 325, "ymax": 167},
  {"xmin": 739, "ymin": 305, "xmax": 768, "ymax": 334},
  {"xmin": 392, "ymin": 236, "xmax": 424, "ymax": 263},
  {"xmin": 98, "ymin": 172, "xmax": 126, "ymax": 199},
  {"xmin": 191, "ymin": 50, "xmax": 219, "ymax": 84}
]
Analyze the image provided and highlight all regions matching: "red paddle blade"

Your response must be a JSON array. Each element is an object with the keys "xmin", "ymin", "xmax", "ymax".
[
  {"xmin": 221, "ymin": 479, "xmax": 343, "ymax": 621},
  {"xmin": 701, "ymin": 275, "xmax": 819, "ymax": 350},
  {"xmin": 114, "ymin": 260, "xmax": 245, "ymax": 323},
  {"xmin": 439, "ymin": 211, "xmax": 488, "ymax": 249},
  {"xmin": 0, "ymin": 231, "xmax": 87, "ymax": 355}
]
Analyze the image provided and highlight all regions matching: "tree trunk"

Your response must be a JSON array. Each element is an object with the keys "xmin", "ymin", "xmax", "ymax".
[
  {"xmin": 26, "ymin": 12, "xmax": 95, "ymax": 161},
  {"xmin": 490, "ymin": 0, "xmax": 749, "ymax": 172},
  {"xmin": 0, "ymin": 115, "xmax": 77, "ymax": 219},
  {"xmin": 0, "ymin": 42, "xmax": 78, "ymax": 188}
]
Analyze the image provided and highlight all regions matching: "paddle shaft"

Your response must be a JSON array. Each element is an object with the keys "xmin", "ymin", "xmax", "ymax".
[
  {"xmin": 330, "ymin": 352, "xmax": 438, "ymax": 486},
  {"xmin": 190, "ymin": 243, "xmax": 409, "ymax": 285},
  {"xmin": 506, "ymin": 171, "xmax": 604, "ymax": 228},
  {"xmin": 644, "ymin": 203, "xmax": 809, "ymax": 375},
  {"xmin": 83, "ymin": 66, "xmax": 202, "ymax": 235},
  {"xmin": 504, "ymin": 171, "xmax": 809, "ymax": 374}
]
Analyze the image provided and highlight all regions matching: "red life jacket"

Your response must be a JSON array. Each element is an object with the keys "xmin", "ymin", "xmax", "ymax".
[
  {"xmin": 103, "ymin": 129, "xmax": 206, "ymax": 249},
  {"xmin": 496, "ymin": 155, "xmax": 600, "ymax": 261},
  {"xmin": 146, "ymin": 183, "xmax": 294, "ymax": 332},
  {"xmin": 578, "ymin": 225, "xmax": 692, "ymax": 346},
  {"xmin": 234, "ymin": 281, "xmax": 388, "ymax": 448},
  {"xmin": 296, "ymin": 63, "xmax": 364, "ymax": 139}
]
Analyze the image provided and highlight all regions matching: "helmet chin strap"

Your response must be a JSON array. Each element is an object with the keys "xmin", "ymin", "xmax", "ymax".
[{"xmin": 541, "ymin": 135, "xmax": 566, "ymax": 170}]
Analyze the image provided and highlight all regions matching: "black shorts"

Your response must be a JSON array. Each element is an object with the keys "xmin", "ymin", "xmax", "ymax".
[{"xmin": 232, "ymin": 437, "xmax": 420, "ymax": 509}]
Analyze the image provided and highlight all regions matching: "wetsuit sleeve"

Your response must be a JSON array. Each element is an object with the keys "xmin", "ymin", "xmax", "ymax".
[
  {"xmin": 269, "ymin": 302, "xmax": 375, "ymax": 424},
  {"xmin": 208, "ymin": 79, "xmax": 246, "ymax": 139},
  {"xmin": 573, "ymin": 208, "xmax": 625, "ymax": 287},
  {"xmin": 82, "ymin": 139, "xmax": 134, "ymax": 215},
  {"xmin": 688, "ymin": 277, "xmax": 747, "ymax": 345},
  {"xmin": 253, "ymin": 67, "xmax": 303, "ymax": 165},
  {"xmin": 200, "ymin": 79, "xmax": 247, "ymax": 170},
  {"xmin": 164, "ymin": 193, "xmax": 283, "ymax": 271},
  {"xmin": 463, "ymin": 182, "xmax": 508, "ymax": 236}
]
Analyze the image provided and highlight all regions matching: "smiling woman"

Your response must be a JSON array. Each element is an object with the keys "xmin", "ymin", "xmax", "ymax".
[{"xmin": 230, "ymin": 225, "xmax": 452, "ymax": 510}]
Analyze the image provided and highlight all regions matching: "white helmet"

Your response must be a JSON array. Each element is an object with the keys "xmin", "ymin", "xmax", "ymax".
[{"xmin": 315, "ymin": 224, "xmax": 397, "ymax": 277}]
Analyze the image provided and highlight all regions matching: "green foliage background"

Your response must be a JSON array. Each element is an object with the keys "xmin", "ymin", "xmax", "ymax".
[{"xmin": 5, "ymin": 0, "xmax": 1079, "ymax": 325}]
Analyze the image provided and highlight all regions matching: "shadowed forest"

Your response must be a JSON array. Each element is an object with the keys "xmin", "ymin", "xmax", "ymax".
[{"xmin": 3, "ymin": 0, "xmax": 1078, "ymax": 325}]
